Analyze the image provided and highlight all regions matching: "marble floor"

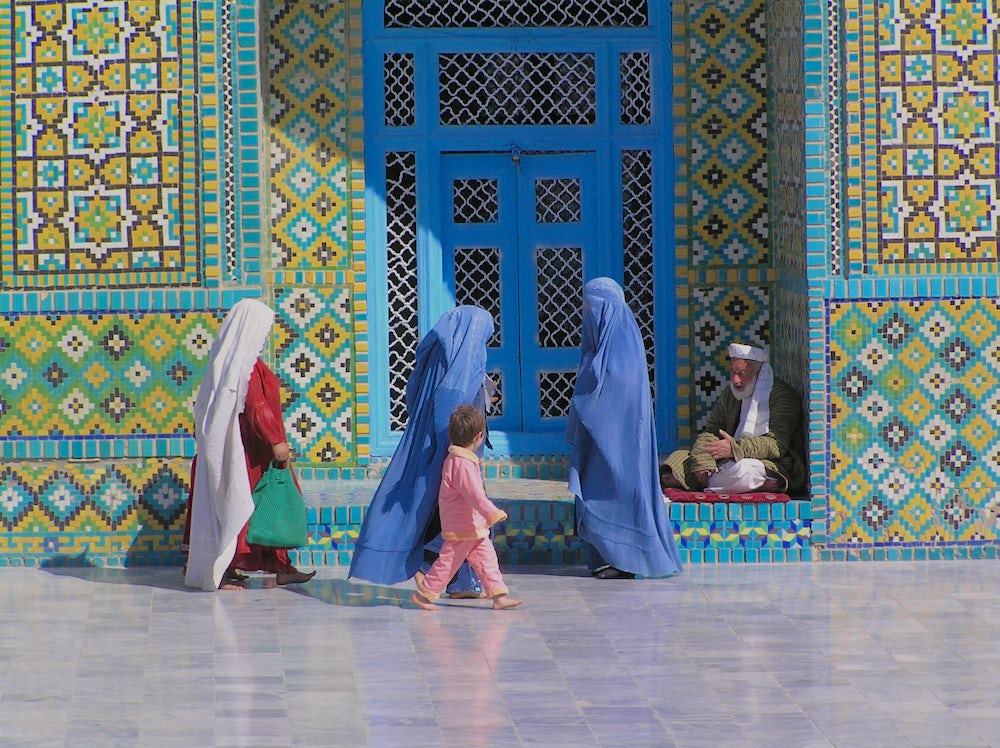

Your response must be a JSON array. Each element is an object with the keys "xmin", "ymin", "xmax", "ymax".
[{"xmin": 2, "ymin": 561, "xmax": 1000, "ymax": 747}]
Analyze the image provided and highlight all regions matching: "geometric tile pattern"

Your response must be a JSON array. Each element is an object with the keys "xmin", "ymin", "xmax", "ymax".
[
  {"xmin": 688, "ymin": 285, "xmax": 770, "ymax": 430},
  {"xmin": 266, "ymin": 0, "xmax": 351, "ymax": 271},
  {"xmin": 855, "ymin": 0, "xmax": 1000, "ymax": 275},
  {"xmin": 0, "ymin": 309, "xmax": 223, "ymax": 443},
  {"xmin": 686, "ymin": 0, "xmax": 768, "ymax": 267},
  {"xmin": 0, "ymin": 459, "xmax": 190, "ymax": 566},
  {"xmin": 768, "ymin": 0, "xmax": 807, "ymax": 278},
  {"xmin": 670, "ymin": 500, "xmax": 813, "ymax": 563},
  {"xmin": 272, "ymin": 286, "xmax": 355, "ymax": 465},
  {"xmin": 771, "ymin": 285, "xmax": 810, "ymax": 397},
  {"xmin": 1, "ymin": 0, "xmax": 203, "ymax": 288},
  {"xmin": 828, "ymin": 299, "xmax": 1000, "ymax": 546},
  {"xmin": 280, "ymin": 482, "xmax": 811, "ymax": 569}
]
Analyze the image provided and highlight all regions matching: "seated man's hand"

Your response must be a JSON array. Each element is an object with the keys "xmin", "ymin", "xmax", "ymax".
[{"xmin": 705, "ymin": 429, "xmax": 735, "ymax": 460}]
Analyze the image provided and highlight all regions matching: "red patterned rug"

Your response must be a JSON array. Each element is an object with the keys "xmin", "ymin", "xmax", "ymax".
[{"xmin": 664, "ymin": 488, "xmax": 790, "ymax": 504}]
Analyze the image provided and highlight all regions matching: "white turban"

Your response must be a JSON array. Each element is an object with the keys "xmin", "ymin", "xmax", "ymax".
[{"xmin": 728, "ymin": 343, "xmax": 768, "ymax": 363}]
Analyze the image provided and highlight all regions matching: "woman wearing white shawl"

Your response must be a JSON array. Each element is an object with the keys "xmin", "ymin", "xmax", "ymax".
[{"xmin": 184, "ymin": 298, "xmax": 313, "ymax": 590}]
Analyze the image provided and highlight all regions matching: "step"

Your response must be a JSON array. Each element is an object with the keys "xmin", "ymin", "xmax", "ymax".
[{"xmin": 291, "ymin": 478, "xmax": 814, "ymax": 568}]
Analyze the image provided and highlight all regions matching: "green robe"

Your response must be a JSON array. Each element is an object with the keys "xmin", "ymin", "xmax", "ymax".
[{"xmin": 665, "ymin": 377, "xmax": 807, "ymax": 494}]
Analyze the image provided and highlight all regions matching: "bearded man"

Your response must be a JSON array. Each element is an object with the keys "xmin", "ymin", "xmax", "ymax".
[{"xmin": 660, "ymin": 343, "xmax": 807, "ymax": 494}]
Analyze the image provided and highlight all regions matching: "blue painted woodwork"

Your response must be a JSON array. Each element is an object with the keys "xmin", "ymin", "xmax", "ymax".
[{"xmin": 363, "ymin": 1, "xmax": 674, "ymax": 457}]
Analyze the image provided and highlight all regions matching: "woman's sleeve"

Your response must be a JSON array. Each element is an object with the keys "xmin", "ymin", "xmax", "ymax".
[{"xmin": 242, "ymin": 362, "xmax": 288, "ymax": 445}]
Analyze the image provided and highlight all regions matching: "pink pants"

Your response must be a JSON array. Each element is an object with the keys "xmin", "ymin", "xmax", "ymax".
[{"xmin": 418, "ymin": 537, "xmax": 508, "ymax": 600}]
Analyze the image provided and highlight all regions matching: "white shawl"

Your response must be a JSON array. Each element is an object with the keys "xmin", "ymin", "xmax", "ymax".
[
  {"xmin": 184, "ymin": 299, "xmax": 274, "ymax": 590},
  {"xmin": 735, "ymin": 362, "xmax": 774, "ymax": 438}
]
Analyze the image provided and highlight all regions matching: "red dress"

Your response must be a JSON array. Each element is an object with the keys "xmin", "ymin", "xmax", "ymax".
[{"xmin": 184, "ymin": 358, "xmax": 300, "ymax": 574}]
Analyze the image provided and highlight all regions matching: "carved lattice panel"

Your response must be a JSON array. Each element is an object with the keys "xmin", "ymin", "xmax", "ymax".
[
  {"xmin": 384, "ymin": 53, "xmax": 416, "ymax": 127},
  {"xmin": 454, "ymin": 246, "xmax": 503, "ymax": 347},
  {"xmin": 453, "ymin": 179, "xmax": 499, "ymax": 224},
  {"xmin": 535, "ymin": 178, "xmax": 582, "ymax": 224},
  {"xmin": 538, "ymin": 371, "xmax": 577, "ymax": 419},
  {"xmin": 622, "ymin": 150, "xmax": 656, "ymax": 391},
  {"xmin": 536, "ymin": 247, "xmax": 582, "ymax": 349},
  {"xmin": 384, "ymin": 0, "xmax": 649, "ymax": 28},
  {"xmin": 385, "ymin": 151, "xmax": 419, "ymax": 431},
  {"xmin": 619, "ymin": 52, "xmax": 652, "ymax": 125},
  {"xmin": 438, "ymin": 53, "xmax": 596, "ymax": 126}
]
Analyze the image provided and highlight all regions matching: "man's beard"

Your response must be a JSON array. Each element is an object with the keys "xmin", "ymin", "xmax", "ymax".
[{"xmin": 730, "ymin": 376, "xmax": 757, "ymax": 401}]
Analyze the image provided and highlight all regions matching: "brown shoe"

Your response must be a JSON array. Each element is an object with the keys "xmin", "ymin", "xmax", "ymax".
[{"xmin": 276, "ymin": 570, "xmax": 316, "ymax": 585}]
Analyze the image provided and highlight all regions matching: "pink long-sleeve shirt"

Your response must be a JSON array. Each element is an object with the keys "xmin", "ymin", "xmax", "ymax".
[{"xmin": 438, "ymin": 446, "xmax": 507, "ymax": 541}]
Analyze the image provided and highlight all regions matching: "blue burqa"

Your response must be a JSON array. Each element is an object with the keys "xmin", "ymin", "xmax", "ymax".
[
  {"xmin": 349, "ymin": 306, "xmax": 494, "ymax": 585},
  {"xmin": 566, "ymin": 278, "xmax": 682, "ymax": 578}
]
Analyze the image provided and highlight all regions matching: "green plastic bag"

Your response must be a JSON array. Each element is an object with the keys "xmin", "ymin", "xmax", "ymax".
[{"xmin": 246, "ymin": 462, "xmax": 308, "ymax": 549}]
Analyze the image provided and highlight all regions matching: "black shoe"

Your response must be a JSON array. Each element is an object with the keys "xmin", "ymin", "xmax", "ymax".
[
  {"xmin": 594, "ymin": 567, "xmax": 635, "ymax": 580},
  {"xmin": 276, "ymin": 570, "xmax": 316, "ymax": 586}
]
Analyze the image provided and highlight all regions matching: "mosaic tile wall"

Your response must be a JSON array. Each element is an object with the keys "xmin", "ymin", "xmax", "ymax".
[
  {"xmin": 683, "ymin": 0, "xmax": 769, "ymax": 270},
  {"xmin": 265, "ymin": 0, "xmax": 361, "ymax": 467},
  {"xmin": 1, "ymin": 1, "xmax": 207, "ymax": 289},
  {"xmin": 806, "ymin": 0, "xmax": 1000, "ymax": 554},
  {"xmin": 674, "ymin": 0, "xmax": 777, "ymax": 441},
  {"xmin": 827, "ymin": 299, "xmax": 1000, "ymax": 549},
  {"xmin": 0, "ymin": 0, "xmax": 367, "ymax": 565},
  {"xmin": 854, "ymin": 0, "xmax": 1000, "ymax": 277}
]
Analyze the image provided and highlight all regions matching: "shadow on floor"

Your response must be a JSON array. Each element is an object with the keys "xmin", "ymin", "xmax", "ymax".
[{"xmin": 40, "ymin": 562, "xmax": 189, "ymax": 592}]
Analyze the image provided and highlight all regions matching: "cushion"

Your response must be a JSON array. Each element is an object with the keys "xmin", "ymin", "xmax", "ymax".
[{"xmin": 664, "ymin": 488, "xmax": 789, "ymax": 504}]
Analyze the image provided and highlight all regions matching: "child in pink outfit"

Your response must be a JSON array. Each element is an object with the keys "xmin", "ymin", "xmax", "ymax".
[{"xmin": 413, "ymin": 406, "xmax": 523, "ymax": 611}]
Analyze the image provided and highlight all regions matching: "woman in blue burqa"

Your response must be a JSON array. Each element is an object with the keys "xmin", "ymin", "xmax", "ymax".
[
  {"xmin": 349, "ymin": 306, "xmax": 495, "ymax": 595},
  {"xmin": 567, "ymin": 277, "xmax": 682, "ymax": 579}
]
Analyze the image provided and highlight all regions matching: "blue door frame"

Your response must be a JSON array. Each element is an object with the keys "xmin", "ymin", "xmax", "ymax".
[{"xmin": 363, "ymin": 2, "xmax": 675, "ymax": 457}]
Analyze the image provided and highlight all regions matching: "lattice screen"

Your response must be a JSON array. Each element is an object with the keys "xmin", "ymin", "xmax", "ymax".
[
  {"xmin": 619, "ymin": 53, "xmax": 652, "ymax": 126},
  {"xmin": 454, "ymin": 247, "xmax": 503, "ymax": 347},
  {"xmin": 384, "ymin": 0, "xmax": 649, "ymax": 28},
  {"xmin": 385, "ymin": 152, "xmax": 419, "ymax": 431},
  {"xmin": 622, "ymin": 150, "xmax": 656, "ymax": 392},
  {"xmin": 383, "ymin": 54, "xmax": 415, "ymax": 127},
  {"xmin": 439, "ymin": 53, "xmax": 596, "ymax": 126},
  {"xmin": 536, "ymin": 247, "xmax": 583, "ymax": 350},
  {"xmin": 539, "ymin": 371, "xmax": 577, "ymax": 419}
]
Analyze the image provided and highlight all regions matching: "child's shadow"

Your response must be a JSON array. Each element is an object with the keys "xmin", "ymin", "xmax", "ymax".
[{"xmin": 288, "ymin": 577, "xmax": 421, "ymax": 608}]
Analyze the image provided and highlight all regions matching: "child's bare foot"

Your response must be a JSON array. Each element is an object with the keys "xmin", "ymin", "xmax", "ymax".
[
  {"xmin": 414, "ymin": 570, "xmax": 425, "ymax": 586},
  {"xmin": 411, "ymin": 592, "xmax": 439, "ymax": 611},
  {"xmin": 218, "ymin": 582, "xmax": 246, "ymax": 591},
  {"xmin": 493, "ymin": 595, "xmax": 522, "ymax": 610}
]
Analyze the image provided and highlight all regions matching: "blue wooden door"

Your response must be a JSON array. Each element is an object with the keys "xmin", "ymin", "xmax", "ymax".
[{"xmin": 442, "ymin": 150, "xmax": 599, "ymax": 436}]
